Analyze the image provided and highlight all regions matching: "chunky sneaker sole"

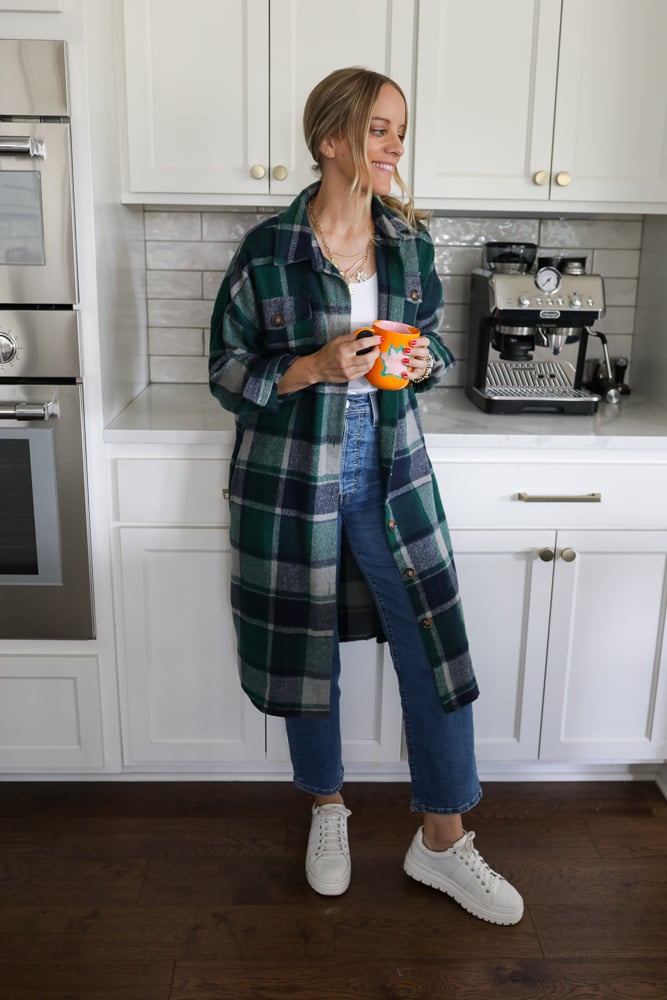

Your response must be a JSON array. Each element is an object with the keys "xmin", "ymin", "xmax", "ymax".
[
  {"xmin": 403, "ymin": 828, "xmax": 524, "ymax": 925},
  {"xmin": 305, "ymin": 803, "xmax": 351, "ymax": 896}
]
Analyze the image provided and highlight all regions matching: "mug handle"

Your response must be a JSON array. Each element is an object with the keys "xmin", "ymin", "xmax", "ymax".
[{"xmin": 354, "ymin": 327, "xmax": 376, "ymax": 356}]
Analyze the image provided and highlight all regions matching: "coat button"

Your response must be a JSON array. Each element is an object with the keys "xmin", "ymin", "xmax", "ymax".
[
  {"xmin": 410, "ymin": 289, "xmax": 420, "ymax": 301},
  {"xmin": 404, "ymin": 568, "xmax": 416, "ymax": 579},
  {"xmin": 422, "ymin": 617, "xmax": 433, "ymax": 628},
  {"xmin": 271, "ymin": 313, "xmax": 284, "ymax": 326},
  {"xmin": 387, "ymin": 519, "xmax": 397, "ymax": 530}
]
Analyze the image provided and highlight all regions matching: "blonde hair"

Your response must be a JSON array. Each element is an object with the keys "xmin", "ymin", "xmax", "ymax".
[{"xmin": 303, "ymin": 66, "xmax": 428, "ymax": 230}]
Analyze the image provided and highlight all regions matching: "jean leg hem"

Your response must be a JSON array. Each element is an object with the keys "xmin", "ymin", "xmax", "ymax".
[
  {"xmin": 293, "ymin": 773, "xmax": 344, "ymax": 797},
  {"xmin": 410, "ymin": 788, "xmax": 483, "ymax": 816}
]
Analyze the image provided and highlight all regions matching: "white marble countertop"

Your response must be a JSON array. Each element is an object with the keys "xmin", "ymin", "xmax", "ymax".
[{"xmin": 104, "ymin": 383, "xmax": 667, "ymax": 452}]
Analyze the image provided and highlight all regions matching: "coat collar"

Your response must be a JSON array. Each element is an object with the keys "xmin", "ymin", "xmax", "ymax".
[{"xmin": 273, "ymin": 182, "xmax": 410, "ymax": 268}]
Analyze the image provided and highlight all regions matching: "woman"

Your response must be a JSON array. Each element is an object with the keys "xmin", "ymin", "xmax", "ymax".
[{"xmin": 209, "ymin": 67, "xmax": 523, "ymax": 925}]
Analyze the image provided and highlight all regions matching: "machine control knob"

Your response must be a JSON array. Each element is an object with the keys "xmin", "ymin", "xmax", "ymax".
[
  {"xmin": 519, "ymin": 294, "xmax": 530, "ymax": 307},
  {"xmin": 0, "ymin": 331, "xmax": 17, "ymax": 365},
  {"xmin": 570, "ymin": 295, "xmax": 582, "ymax": 308}
]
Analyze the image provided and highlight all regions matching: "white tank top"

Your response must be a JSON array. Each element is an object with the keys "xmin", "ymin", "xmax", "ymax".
[{"xmin": 347, "ymin": 273, "xmax": 379, "ymax": 395}]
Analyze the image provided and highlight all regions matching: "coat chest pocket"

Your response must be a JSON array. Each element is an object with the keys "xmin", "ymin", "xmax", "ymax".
[{"xmin": 261, "ymin": 296, "xmax": 313, "ymax": 350}]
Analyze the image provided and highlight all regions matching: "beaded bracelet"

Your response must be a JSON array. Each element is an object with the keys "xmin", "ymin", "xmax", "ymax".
[{"xmin": 412, "ymin": 350, "xmax": 434, "ymax": 384}]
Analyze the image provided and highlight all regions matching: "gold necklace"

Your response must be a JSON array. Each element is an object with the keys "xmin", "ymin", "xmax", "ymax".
[{"xmin": 308, "ymin": 200, "xmax": 373, "ymax": 284}]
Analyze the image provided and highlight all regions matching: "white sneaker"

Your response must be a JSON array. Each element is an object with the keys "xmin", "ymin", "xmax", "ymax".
[
  {"xmin": 404, "ymin": 828, "xmax": 524, "ymax": 925},
  {"xmin": 305, "ymin": 803, "xmax": 352, "ymax": 896}
]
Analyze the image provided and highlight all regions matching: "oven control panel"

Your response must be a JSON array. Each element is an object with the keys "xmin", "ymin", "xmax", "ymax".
[{"xmin": 0, "ymin": 311, "xmax": 80, "ymax": 378}]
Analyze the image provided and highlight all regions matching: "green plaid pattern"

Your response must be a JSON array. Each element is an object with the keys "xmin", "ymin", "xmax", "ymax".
[{"xmin": 209, "ymin": 184, "xmax": 478, "ymax": 717}]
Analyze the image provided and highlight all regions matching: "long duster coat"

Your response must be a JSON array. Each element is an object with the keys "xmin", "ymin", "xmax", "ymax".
[{"xmin": 209, "ymin": 183, "xmax": 479, "ymax": 717}]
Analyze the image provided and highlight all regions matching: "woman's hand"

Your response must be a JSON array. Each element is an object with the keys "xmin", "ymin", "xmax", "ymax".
[
  {"xmin": 402, "ymin": 336, "xmax": 432, "ymax": 382},
  {"xmin": 311, "ymin": 331, "xmax": 382, "ymax": 383},
  {"xmin": 277, "ymin": 331, "xmax": 381, "ymax": 394}
]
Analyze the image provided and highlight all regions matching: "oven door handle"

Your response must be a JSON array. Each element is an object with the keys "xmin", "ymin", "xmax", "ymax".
[
  {"xmin": 0, "ymin": 400, "xmax": 58, "ymax": 420},
  {"xmin": 0, "ymin": 136, "xmax": 46, "ymax": 158}
]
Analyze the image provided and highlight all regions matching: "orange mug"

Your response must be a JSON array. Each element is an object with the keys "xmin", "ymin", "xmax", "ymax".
[{"xmin": 354, "ymin": 320, "xmax": 419, "ymax": 390}]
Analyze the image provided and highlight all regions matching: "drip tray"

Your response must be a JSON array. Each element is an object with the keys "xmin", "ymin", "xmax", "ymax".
[
  {"xmin": 470, "ymin": 361, "xmax": 601, "ymax": 414},
  {"xmin": 485, "ymin": 360, "xmax": 591, "ymax": 399}
]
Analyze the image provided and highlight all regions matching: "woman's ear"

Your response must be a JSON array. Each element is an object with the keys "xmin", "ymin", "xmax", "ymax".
[{"xmin": 319, "ymin": 135, "xmax": 337, "ymax": 159}]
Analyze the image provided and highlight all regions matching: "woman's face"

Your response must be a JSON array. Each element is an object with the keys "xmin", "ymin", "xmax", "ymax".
[
  {"xmin": 365, "ymin": 83, "xmax": 406, "ymax": 195},
  {"xmin": 322, "ymin": 82, "xmax": 406, "ymax": 195}
]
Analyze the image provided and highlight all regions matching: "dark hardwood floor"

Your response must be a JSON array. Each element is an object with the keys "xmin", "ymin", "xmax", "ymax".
[{"xmin": 1, "ymin": 779, "xmax": 666, "ymax": 999}]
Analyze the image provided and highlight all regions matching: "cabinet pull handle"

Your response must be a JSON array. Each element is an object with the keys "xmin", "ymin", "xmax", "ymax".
[
  {"xmin": 222, "ymin": 489, "xmax": 230, "ymax": 500},
  {"xmin": 538, "ymin": 547, "xmax": 555, "ymax": 562},
  {"xmin": 516, "ymin": 492, "xmax": 601, "ymax": 503},
  {"xmin": 560, "ymin": 548, "xmax": 577, "ymax": 562},
  {"xmin": 555, "ymin": 170, "xmax": 572, "ymax": 186},
  {"xmin": 272, "ymin": 164, "xmax": 288, "ymax": 181},
  {"xmin": 249, "ymin": 163, "xmax": 266, "ymax": 180},
  {"xmin": 533, "ymin": 170, "xmax": 549, "ymax": 186}
]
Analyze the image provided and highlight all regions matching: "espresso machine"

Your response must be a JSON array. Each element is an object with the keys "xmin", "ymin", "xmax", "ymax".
[{"xmin": 466, "ymin": 243, "xmax": 605, "ymax": 414}]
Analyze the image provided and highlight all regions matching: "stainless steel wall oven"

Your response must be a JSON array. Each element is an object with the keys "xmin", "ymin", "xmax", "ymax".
[{"xmin": 0, "ymin": 40, "xmax": 93, "ymax": 639}]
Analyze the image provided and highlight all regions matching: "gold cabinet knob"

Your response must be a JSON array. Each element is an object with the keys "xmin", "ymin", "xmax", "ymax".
[
  {"xmin": 561, "ymin": 547, "xmax": 577, "ymax": 562},
  {"xmin": 250, "ymin": 164, "xmax": 266, "ymax": 180},
  {"xmin": 533, "ymin": 170, "xmax": 549, "ymax": 186},
  {"xmin": 272, "ymin": 164, "xmax": 288, "ymax": 181},
  {"xmin": 555, "ymin": 171, "xmax": 572, "ymax": 187},
  {"xmin": 538, "ymin": 548, "xmax": 555, "ymax": 562}
]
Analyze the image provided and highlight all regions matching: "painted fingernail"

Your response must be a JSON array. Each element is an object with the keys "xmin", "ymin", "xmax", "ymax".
[
  {"xmin": 403, "ymin": 347, "xmax": 411, "ymax": 354},
  {"xmin": 409, "ymin": 339, "xmax": 418, "ymax": 346}
]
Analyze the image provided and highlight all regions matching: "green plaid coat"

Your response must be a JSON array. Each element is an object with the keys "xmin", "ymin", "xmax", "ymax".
[{"xmin": 209, "ymin": 183, "xmax": 478, "ymax": 717}]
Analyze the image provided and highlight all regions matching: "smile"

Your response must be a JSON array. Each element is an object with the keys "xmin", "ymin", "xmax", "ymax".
[{"xmin": 372, "ymin": 162, "xmax": 394, "ymax": 172}]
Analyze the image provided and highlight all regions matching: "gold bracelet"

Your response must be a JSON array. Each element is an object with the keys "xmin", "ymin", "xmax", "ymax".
[{"xmin": 412, "ymin": 350, "xmax": 434, "ymax": 384}]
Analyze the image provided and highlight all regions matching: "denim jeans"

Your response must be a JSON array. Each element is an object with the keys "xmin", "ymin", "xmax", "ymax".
[{"xmin": 285, "ymin": 393, "xmax": 482, "ymax": 815}]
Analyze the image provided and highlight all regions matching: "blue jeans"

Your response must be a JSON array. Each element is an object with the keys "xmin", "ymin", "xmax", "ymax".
[{"xmin": 285, "ymin": 393, "xmax": 482, "ymax": 815}]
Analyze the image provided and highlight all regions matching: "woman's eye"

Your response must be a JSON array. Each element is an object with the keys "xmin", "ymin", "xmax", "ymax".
[{"xmin": 370, "ymin": 128, "xmax": 386, "ymax": 137}]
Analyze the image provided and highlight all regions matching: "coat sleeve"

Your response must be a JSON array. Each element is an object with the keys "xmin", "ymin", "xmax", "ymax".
[
  {"xmin": 413, "ymin": 233, "xmax": 455, "ymax": 393},
  {"xmin": 209, "ymin": 244, "xmax": 300, "ymax": 417}
]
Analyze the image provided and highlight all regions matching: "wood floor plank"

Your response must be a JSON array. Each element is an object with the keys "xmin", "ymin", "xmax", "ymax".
[{"xmin": 170, "ymin": 958, "xmax": 667, "ymax": 1000}]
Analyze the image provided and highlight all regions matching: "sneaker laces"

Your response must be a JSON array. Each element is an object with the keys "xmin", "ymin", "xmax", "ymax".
[
  {"xmin": 452, "ymin": 831, "xmax": 502, "ymax": 892},
  {"xmin": 314, "ymin": 805, "xmax": 351, "ymax": 859}
]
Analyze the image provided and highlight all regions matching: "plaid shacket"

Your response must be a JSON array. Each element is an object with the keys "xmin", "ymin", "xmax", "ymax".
[{"xmin": 209, "ymin": 183, "xmax": 479, "ymax": 717}]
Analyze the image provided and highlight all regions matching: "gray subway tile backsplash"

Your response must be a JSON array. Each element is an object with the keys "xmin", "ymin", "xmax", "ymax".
[{"xmin": 144, "ymin": 207, "xmax": 644, "ymax": 385}]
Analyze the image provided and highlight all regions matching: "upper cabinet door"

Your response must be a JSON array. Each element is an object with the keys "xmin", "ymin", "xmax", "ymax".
[
  {"xmin": 122, "ymin": 0, "xmax": 270, "ymax": 196},
  {"xmin": 269, "ymin": 0, "xmax": 416, "ymax": 197},
  {"xmin": 551, "ymin": 0, "xmax": 667, "ymax": 203},
  {"xmin": 412, "ymin": 0, "xmax": 561, "ymax": 200}
]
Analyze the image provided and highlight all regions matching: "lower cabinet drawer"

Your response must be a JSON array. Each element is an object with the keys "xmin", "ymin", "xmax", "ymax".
[
  {"xmin": 116, "ymin": 458, "xmax": 230, "ymax": 524},
  {"xmin": 433, "ymin": 461, "xmax": 667, "ymax": 529}
]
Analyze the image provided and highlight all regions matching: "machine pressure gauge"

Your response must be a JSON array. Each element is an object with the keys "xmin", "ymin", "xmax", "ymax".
[{"xmin": 535, "ymin": 265, "xmax": 561, "ymax": 294}]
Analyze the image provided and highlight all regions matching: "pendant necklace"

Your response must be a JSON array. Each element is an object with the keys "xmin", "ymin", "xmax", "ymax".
[{"xmin": 308, "ymin": 200, "xmax": 373, "ymax": 284}]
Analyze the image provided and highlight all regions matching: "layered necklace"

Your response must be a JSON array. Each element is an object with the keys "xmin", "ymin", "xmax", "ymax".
[{"xmin": 308, "ymin": 199, "xmax": 373, "ymax": 284}]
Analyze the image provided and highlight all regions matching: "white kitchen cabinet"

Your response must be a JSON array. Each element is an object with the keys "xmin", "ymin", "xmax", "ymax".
[
  {"xmin": 117, "ymin": 525, "xmax": 267, "ymax": 767},
  {"xmin": 413, "ymin": 0, "xmax": 667, "ymax": 205},
  {"xmin": 121, "ymin": 0, "xmax": 415, "ymax": 202},
  {"xmin": 540, "ymin": 530, "xmax": 667, "ymax": 761},
  {"xmin": 449, "ymin": 529, "xmax": 555, "ymax": 762},
  {"xmin": 435, "ymin": 458, "xmax": 667, "ymax": 764},
  {"xmin": 0, "ymin": 654, "xmax": 104, "ymax": 771}
]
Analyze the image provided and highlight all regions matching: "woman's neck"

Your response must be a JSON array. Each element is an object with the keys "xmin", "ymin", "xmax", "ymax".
[{"xmin": 312, "ymin": 179, "xmax": 373, "ymax": 241}]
